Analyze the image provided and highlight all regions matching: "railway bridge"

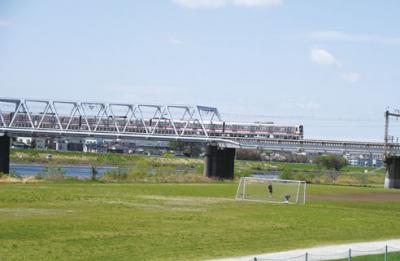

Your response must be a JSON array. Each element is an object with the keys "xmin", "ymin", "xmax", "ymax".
[{"xmin": 0, "ymin": 98, "xmax": 399, "ymax": 187}]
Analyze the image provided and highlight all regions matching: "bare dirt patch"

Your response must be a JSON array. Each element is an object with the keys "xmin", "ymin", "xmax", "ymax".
[
  {"xmin": 0, "ymin": 175, "xmax": 41, "ymax": 183},
  {"xmin": 87, "ymin": 197, "xmax": 213, "ymax": 212},
  {"xmin": 139, "ymin": 195, "xmax": 233, "ymax": 205},
  {"xmin": 0, "ymin": 208, "xmax": 75, "ymax": 216},
  {"xmin": 310, "ymin": 192, "xmax": 400, "ymax": 202}
]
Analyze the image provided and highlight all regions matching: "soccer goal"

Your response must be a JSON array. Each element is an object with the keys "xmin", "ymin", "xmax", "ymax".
[{"xmin": 235, "ymin": 177, "xmax": 307, "ymax": 204}]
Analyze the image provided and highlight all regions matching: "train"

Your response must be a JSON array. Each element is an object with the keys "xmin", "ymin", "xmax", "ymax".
[
  {"xmin": 3, "ymin": 112, "xmax": 304, "ymax": 140},
  {"xmin": 145, "ymin": 120, "xmax": 304, "ymax": 140},
  {"xmin": 200, "ymin": 121, "xmax": 303, "ymax": 140}
]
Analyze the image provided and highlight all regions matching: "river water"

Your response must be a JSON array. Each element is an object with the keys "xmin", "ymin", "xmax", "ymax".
[
  {"xmin": 10, "ymin": 165, "xmax": 280, "ymax": 179},
  {"xmin": 10, "ymin": 164, "xmax": 118, "ymax": 178}
]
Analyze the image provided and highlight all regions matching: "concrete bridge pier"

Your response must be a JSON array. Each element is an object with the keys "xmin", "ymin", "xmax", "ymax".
[
  {"xmin": 384, "ymin": 156, "xmax": 400, "ymax": 189},
  {"xmin": 204, "ymin": 145, "xmax": 235, "ymax": 179},
  {"xmin": 0, "ymin": 135, "xmax": 10, "ymax": 174}
]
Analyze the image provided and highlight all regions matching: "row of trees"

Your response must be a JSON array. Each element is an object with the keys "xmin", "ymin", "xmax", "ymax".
[{"xmin": 169, "ymin": 142, "xmax": 349, "ymax": 171}]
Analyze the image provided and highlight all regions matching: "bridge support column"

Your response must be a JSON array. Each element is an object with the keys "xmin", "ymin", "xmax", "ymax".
[
  {"xmin": 0, "ymin": 135, "xmax": 10, "ymax": 174},
  {"xmin": 204, "ymin": 145, "xmax": 235, "ymax": 179},
  {"xmin": 384, "ymin": 156, "xmax": 400, "ymax": 189}
]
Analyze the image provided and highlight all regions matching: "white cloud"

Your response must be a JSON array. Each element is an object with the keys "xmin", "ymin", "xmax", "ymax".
[
  {"xmin": 167, "ymin": 37, "xmax": 184, "ymax": 45},
  {"xmin": 309, "ymin": 48, "xmax": 359, "ymax": 81},
  {"xmin": 341, "ymin": 72, "xmax": 360, "ymax": 83},
  {"xmin": 232, "ymin": 0, "xmax": 282, "ymax": 8},
  {"xmin": 308, "ymin": 30, "xmax": 400, "ymax": 45},
  {"xmin": 310, "ymin": 48, "xmax": 339, "ymax": 67},
  {"xmin": 172, "ymin": 0, "xmax": 282, "ymax": 9}
]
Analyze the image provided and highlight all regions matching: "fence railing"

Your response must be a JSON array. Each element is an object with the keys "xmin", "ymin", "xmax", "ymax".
[{"xmin": 252, "ymin": 245, "xmax": 400, "ymax": 261}]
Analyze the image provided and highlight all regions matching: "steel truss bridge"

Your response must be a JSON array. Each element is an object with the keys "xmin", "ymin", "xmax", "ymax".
[{"xmin": 0, "ymin": 98, "xmax": 400, "ymax": 155}]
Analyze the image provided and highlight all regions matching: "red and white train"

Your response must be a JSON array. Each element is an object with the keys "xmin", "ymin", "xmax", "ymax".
[{"xmin": 5, "ymin": 113, "xmax": 304, "ymax": 140}]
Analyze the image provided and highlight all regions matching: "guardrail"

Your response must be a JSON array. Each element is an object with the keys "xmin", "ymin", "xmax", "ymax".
[{"xmin": 252, "ymin": 245, "xmax": 400, "ymax": 261}]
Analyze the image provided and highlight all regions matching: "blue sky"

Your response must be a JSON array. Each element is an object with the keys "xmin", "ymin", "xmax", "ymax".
[{"xmin": 1, "ymin": 0, "xmax": 400, "ymax": 141}]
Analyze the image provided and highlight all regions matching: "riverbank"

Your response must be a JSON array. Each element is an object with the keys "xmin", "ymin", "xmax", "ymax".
[{"xmin": 8, "ymin": 149, "xmax": 387, "ymax": 186}]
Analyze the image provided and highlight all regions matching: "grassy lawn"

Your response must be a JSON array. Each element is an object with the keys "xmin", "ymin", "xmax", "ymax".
[{"xmin": 1, "ymin": 183, "xmax": 400, "ymax": 260}]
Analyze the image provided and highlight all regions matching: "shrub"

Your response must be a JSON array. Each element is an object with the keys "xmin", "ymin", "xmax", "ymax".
[
  {"xmin": 37, "ymin": 166, "xmax": 66, "ymax": 180},
  {"xmin": 293, "ymin": 172, "xmax": 315, "ymax": 183},
  {"xmin": 280, "ymin": 166, "xmax": 293, "ymax": 180},
  {"xmin": 103, "ymin": 170, "xmax": 128, "ymax": 181},
  {"xmin": 236, "ymin": 149, "xmax": 262, "ymax": 161},
  {"xmin": 314, "ymin": 155, "xmax": 348, "ymax": 171},
  {"xmin": 162, "ymin": 151, "xmax": 174, "ymax": 158},
  {"xmin": 91, "ymin": 165, "xmax": 98, "ymax": 181}
]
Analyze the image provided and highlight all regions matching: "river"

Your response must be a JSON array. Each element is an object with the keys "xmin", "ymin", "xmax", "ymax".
[
  {"xmin": 9, "ymin": 164, "xmax": 280, "ymax": 179},
  {"xmin": 10, "ymin": 164, "xmax": 119, "ymax": 178}
]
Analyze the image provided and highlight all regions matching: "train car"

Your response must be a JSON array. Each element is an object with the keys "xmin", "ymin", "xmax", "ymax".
[
  {"xmin": 203, "ymin": 121, "xmax": 304, "ymax": 140},
  {"xmin": 4, "ymin": 111, "xmax": 304, "ymax": 140}
]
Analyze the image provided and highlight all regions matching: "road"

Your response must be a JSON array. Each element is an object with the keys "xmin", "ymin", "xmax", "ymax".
[{"xmin": 207, "ymin": 239, "xmax": 400, "ymax": 261}]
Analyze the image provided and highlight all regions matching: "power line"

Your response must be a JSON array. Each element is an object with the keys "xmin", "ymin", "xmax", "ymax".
[{"xmin": 221, "ymin": 112, "xmax": 383, "ymax": 123}]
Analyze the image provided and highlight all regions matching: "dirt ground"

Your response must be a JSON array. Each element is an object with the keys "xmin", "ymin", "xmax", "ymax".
[{"xmin": 310, "ymin": 192, "xmax": 400, "ymax": 202}]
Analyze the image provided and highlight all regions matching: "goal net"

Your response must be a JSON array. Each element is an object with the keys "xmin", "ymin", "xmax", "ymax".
[{"xmin": 235, "ymin": 177, "xmax": 307, "ymax": 204}]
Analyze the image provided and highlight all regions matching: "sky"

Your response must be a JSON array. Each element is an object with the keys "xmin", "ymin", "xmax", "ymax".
[{"xmin": 1, "ymin": 0, "xmax": 400, "ymax": 141}]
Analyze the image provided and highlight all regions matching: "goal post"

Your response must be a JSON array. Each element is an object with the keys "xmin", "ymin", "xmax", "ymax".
[{"xmin": 235, "ymin": 177, "xmax": 307, "ymax": 204}]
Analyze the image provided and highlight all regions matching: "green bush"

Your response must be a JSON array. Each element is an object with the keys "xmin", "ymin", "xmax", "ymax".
[
  {"xmin": 103, "ymin": 170, "xmax": 128, "ymax": 181},
  {"xmin": 162, "ymin": 151, "xmax": 174, "ymax": 158},
  {"xmin": 280, "ymin": 166, "xmax": 293, "ymax": 180},
  {"xmin": 293, "ymin": 172, "xmax": 315, "ymax": 183},
  {"xmin": 36, "ymin": 165, "xmax": 66, "ymax": 180},
  {"xmin": 314, "ymin": 155, "xmax": 348, "ymax": 171}
]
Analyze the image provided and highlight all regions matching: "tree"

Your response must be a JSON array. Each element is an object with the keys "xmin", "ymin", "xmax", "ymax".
[
  {"xmin": 91, "ymin": 165, "xmax": 98, "ymax": 181},
  {"xmin": 235, "ymin": 149, "xmax": 262, "ymax": 161},
  {"xmin": 169, "ymin": 141, "xmax": 185, "ymax": 152},
  {"xmin": 314, "ymin": 155, "xmax": 348, "ymax": 171},
  {"xmin": 279, "ymin": 166, "xmax": 293, "ymax": 180},
  {"xmin": 169, "ymin": 141, "xmax": 202, "ymax": 157}
]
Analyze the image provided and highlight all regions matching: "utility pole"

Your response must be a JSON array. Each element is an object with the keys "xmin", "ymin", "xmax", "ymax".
[
  {"xmin": 384, "ymin": 110, "xmax": 400, "ymax": 159},
  {"xmin": 384, "ymin": 110, "xmax": 389, "ymax": 160},
  {"xmin": 383, "ymin": 109, "xmax": 400, "ymax": 189}
]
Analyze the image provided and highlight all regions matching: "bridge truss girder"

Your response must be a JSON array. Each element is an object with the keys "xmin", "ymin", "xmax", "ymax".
[
  {"xmin": 0, "ymin": 98, "xmax": 237, "ymax": 145},
  {"xmin": 1, "ymin": 98, "xmax": 400, "ymax": 155}
]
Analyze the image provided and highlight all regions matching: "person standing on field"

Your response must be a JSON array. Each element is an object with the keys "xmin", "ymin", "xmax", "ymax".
[{"xmin": 267, "ymin": 182, "xmax": 273, "ymax": 198}]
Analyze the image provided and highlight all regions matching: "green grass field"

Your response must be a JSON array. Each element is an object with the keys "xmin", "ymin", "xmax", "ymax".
[{"xmin": 1, "ymin": 182, "xmax": 400, "ymax": 260}]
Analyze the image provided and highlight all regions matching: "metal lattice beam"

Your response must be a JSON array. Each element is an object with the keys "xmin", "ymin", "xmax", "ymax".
[
  {"xmin": 0, "ymin": 97, "xmax": 237, "ymax": 145},
  {"xmin": 1, "ymin": 97, "xmax": 400, "ymax": 155}
]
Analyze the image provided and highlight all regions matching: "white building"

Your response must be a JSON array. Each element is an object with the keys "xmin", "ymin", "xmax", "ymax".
[{"xmin": 16, "ymin": 137, "xmax": 32, "ymax": 146}]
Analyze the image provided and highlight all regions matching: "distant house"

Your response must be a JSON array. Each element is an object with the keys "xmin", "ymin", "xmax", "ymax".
[
  {"xmin": 34, "ymin": 138, "xmax": 47, "ymax": 150},
  {"xmin": 16, "ymin": 137, "xmax": 32, "ymax": 147},
  {"xmin": 83, "ymin": 138, "xmax": 108, "ymax": 153}
]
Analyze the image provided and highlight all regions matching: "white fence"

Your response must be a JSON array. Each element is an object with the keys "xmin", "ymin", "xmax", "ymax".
[{"xmin": 252, "ymin": 245, "xmax": 400, "ymax": 261}]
